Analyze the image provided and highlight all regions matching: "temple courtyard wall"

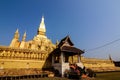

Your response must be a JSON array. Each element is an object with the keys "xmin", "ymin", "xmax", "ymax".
[
  {"xmin": 0, "ymin": 46, "xmax": 51, "ymax": 70},
  {"xmin": 0, "ymin": 46, "xmax": 120, "ymax": 77},
  {"xmin": 0, "ymin": 59, "xmax": 45, "ymax": 69},
  {"xmin": 0, "ymin": 46, "xmax": 120, "ymax": 71},
  {"xmin": 81, "ymin": 56, "xmax": 120, "ymax": 72}
]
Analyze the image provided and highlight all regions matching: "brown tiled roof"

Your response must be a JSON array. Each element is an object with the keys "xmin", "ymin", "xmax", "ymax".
[
  {"xmin": 61, "ymin": 46, "xmax": 84, "ymax": 54},
  {"xmin": 53, "ymin": 36, "xmax": 84, "ymax": 55},
  {"xmin": 58, "ymin": 35, "xmax": 74, "ymax": 47}
]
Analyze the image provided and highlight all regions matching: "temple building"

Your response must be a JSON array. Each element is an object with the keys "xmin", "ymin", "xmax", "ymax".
[
  {"xmin": 0, "ymin": 16, "xmax": 85, "ymax": 77},
  {"xmin": 0, "ymin": 16, "xmax": 119, "ymax": 77},
  {"xmin": 10, "ymin": 16, "xmax": 55, "ymax": 50},
  {"xmin": 51, "ymin": 36, "xmax": 84, "ymax": 76},
  {"xmin": 0, "ymin": 16, "xmax": 56, "ymax": 70}
]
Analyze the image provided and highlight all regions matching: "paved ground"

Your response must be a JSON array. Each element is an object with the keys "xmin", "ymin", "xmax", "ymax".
[{"xmin": 19, "ymin": 77, "xmax": 96, "ymax": 80}]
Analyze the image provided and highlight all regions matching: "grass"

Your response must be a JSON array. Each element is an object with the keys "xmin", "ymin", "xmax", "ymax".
[
  {"xmin": 1, "ymin": 71, "xmax": 120, "ymax": 80},
  {"xmin": 96, "ymin": 71, "xmax": 120, "ymax": 80},
  {"xmin": 34, "ymin": 71, "xmax": 120, "ymax": 80},
  {"xmin": 21, "ymin": 77, "xmax": 67, "ymax": 80}
]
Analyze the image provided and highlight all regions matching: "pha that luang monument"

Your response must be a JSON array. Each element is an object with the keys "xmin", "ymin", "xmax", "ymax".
[
  {"xmin": 0, "ymin": 16, "xmax": 118, "ymax": 77},
  {"xmin": 0, "ymin": 16, "xmax": 55, "ymax": 70}
]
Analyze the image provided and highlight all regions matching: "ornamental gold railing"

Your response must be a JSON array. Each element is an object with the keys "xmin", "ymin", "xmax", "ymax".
[{"xmin": 0, "ymin": 46, "xmax": 48, "ymax": 60}]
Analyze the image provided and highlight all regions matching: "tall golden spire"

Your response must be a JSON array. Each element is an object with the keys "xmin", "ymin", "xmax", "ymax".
[
  {"xmin": 22, "ymin": 32, "xmax": 26, "ymax": 41},
  {"xmin": 20, "ymin": 32, "xmax": 26, "ymax": 48},
  {"xmin": 14, "ymin": 29, "xmax": 20, "ymax": 39},
  {"xmin": 10, "ymin": 29, "xmax": 20, "ymax": 47},
  {"xmin": 37, "ymin": 16, "xmax": 46, "ymax": 36}
]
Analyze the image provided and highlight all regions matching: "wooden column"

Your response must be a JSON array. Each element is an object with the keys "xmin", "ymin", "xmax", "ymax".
[
  {"xmin": 61, "ymin": 52, "xmax": 64, "ymax": 64},
  {"xmin": 78, "ymin": 53, "xmax": 80, "ymax": 63},
  {"xmin": 72, "ymin": 56, "xmax": 73, "ymax": 63},
  {"xmin": 52, "ymin": 54, "xmax": 54, "ymax": 64}
]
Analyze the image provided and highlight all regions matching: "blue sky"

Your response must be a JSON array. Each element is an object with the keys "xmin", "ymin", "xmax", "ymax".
[{"xmin": 0, "ymin": 0, "xmax": 120, "ymax": 61}]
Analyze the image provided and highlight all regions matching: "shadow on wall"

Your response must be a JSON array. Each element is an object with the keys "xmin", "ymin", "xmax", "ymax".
[
  {"xmin": 42, "ymin": 52, "xmax": 53, "ymax": 70},
  {"xmin": 42, "ymin": 51, "xmax": 61, "ymax": 77},
  {"xmin": 114, "ymin": 61, "xmax": 120, "ymax": 67}
]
